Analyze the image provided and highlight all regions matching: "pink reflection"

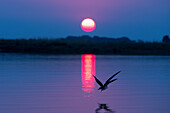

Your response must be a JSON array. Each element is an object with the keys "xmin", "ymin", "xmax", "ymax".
[{"xmin": 81, "ymin": 54, "xmax": 95, "ymax": 93}]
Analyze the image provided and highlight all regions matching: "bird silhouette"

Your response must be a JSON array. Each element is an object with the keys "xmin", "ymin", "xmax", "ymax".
[{"xmin": 93, "ymin": 71, "xmax": 121, "ymax": 91}]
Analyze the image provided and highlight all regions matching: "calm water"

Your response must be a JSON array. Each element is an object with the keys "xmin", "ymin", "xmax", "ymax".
[{"xmin": 0, "ymin": 53, "xmax": 170, "ymax": 113}]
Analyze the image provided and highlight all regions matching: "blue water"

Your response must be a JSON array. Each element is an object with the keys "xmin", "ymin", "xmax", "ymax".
[{"xmin": 0, "ymin": 53, "xmax": 170, "ymax": 113}]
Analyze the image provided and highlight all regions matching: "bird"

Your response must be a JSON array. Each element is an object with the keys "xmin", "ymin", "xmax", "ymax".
[{"xmin": 92, "ymin": 71, "xmax": 121, "ymax": 91}]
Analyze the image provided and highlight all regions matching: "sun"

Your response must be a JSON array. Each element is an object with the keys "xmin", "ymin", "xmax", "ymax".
[{"xmin": 81, "ymin": 18, "xmax": 96, "ymax": 32}]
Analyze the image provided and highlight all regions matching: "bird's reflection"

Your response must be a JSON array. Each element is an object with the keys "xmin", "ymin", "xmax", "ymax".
[{"xmin": 96, "ymin": 103, "xmax": 115, "ymax": 113}]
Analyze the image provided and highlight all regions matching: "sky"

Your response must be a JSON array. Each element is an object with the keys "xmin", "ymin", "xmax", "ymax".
[{"xmin": 0, "ymin": 0, "xmax": 170, "ymax": 41}]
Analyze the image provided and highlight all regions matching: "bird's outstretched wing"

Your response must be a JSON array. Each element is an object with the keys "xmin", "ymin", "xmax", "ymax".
[
  {"xmin": 104, "ymin": 71, "xmax": 121, "ymax": 86},
  {"xmin": 92, "ymin": 74, "xmax": 103, "ymax": 87},
  {"xmin": 108, "ymin": 78, "xmax": 117, "ymax": 84}
]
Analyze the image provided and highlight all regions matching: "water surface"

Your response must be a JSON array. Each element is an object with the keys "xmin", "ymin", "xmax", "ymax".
[{"xmin": 0, "ymin": 54, "xmax": 170, "ymax": 113}]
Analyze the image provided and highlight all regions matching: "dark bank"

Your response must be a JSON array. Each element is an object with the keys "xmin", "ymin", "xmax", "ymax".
[{"xmin": 0, "ymin": 35, "xmax": 170, "ymax": 55}]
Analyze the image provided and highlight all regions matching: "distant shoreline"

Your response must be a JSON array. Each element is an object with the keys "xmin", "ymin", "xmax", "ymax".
[
  {"xmin": 0, "ymin": 36, "xmax": 170, "ymax": 55},
  {"xmin": 1, "ymin": 52, "xmax": 170, "ymax": 57}
]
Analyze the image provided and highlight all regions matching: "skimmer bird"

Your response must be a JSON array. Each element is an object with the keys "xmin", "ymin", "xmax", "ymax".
[{"xmin": 93, "ymin": 71, "xmax": 121, "ymax": 91}]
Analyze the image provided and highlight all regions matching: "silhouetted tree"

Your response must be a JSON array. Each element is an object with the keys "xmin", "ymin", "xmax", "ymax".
[{"xmin": 162, "ymin": 35, "xmax": 170, "ymax": 43}]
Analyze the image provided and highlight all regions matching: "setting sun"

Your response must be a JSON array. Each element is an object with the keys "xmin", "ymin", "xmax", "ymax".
[{"xmin": 81, "ymin": 18, "xmax": 96, "ymax": 32}]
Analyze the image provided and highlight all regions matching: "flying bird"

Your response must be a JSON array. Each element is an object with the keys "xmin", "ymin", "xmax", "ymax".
[{"xmin": 93, "ymin": 71, "xmax": 121, "ymax": 91}]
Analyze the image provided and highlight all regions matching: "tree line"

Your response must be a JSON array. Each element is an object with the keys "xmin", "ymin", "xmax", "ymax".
[{"xmin": 0, "ymin": 35, "xmax": 170, "ymax": 55}]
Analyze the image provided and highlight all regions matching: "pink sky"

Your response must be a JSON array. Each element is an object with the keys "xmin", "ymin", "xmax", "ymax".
[{"xmin": 0, "ymin": 0, "xmax": 169, "ymax": 41}]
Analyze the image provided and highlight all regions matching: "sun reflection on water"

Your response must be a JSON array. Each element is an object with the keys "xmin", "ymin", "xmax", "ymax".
[{"xmin": 81, "ymin": 54, "xmax": 95, "ymax": 96}]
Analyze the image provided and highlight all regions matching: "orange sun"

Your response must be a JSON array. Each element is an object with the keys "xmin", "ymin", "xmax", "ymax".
[{"xmin": 81, "ymin": 18, "xmax": 96, "ymax": 32}]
